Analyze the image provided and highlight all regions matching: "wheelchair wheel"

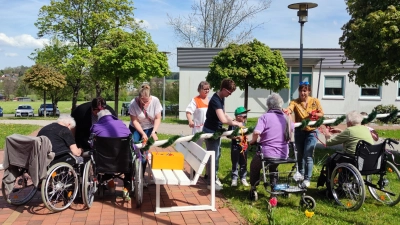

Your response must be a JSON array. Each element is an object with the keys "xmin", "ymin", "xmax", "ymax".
[
  {"xmin": 367, "ymin": 161, "xmax": 400, "ymax": 206},
  {"xmin": 300, "ymin": 195, "xmax": 316, "ymax": 210},
  {"xmin": 2, "ymin": 169, "xmax": 37, "ymax": 205},
  {"xmin": 82, "ymin": 160, "xmax": 97, "ymax": 208},
  {"xmin": 134, "ymin": 157, "xmax": 143, "ymax": 208},
  {"xmin": 249, "ymin": 190, "xmax": 258, "ymax": 201},
  {"xmin": 41, "ymin": 162, "xmax": 79, "ymax": 212},
  {"xmin": 330, "ymin": 163, "xmax": 365, "ymax": 211}
]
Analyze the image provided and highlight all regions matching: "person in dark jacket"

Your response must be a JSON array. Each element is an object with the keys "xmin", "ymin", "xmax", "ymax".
[{"xmin": 71, "ymin": 97, "xmax": 116, "ymax": 150}]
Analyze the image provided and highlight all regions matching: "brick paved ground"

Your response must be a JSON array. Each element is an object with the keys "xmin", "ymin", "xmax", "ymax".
[{"xmin": 0, "ymin": 129, "xmax": 245, "ymax": 225}]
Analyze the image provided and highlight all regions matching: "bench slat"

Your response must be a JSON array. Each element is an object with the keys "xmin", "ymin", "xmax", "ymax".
[
  {"xmin": 152, "ymin": 169, "xmax": 166, "ymax": 184},
  {"xmin": 162, "ymin": 169, "xmax": 179, "ymax": 185},
  {"xmin": 176, "ymin": 142, "xmax": 205, "ymax": 172},
  {"xmin": 173, "ymin": 170, "xmax": 191, "ymax": 185}
]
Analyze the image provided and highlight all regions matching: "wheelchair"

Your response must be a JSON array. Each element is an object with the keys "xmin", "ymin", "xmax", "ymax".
[
  {"xmin": 2, "ymin": 135, "xmax": 84, "ymax": 212},
  {"xmin": 82, "ymin": 134, "xmax": 144, "ymax": 208},
  {"xmin": 320, "ymin": 138, "xmax": 400, "ymax": 211},
  {"xmin": 40, "ymin": 153, "xmax": 84, "ymax": 212},
  {"xmin": 249, "ymin": 142, "xmax": 316, "ymax": 210}
]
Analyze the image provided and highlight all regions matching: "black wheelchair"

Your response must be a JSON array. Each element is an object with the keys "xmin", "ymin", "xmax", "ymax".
[
  {"xmin": 82, "ymin": 134, "xmax": 144, "ymax": 208},
  {"xmin": 318, "ymin": 138, "xmax": 400, "ymax": 211},
  {"xmin": 2, "ymin": 134, "xmax": 84, "ymax": 212},
  {"xmin": 249, "ymin": 142, "xmax": 316, "ymax": 210}
]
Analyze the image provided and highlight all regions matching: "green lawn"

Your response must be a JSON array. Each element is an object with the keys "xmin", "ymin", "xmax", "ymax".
[
  {"xmin": 156, "ymin": 130, "xmax": 400, "ymax": 225},
  {"xmin": 0, "ymin": 124, "xmax": 41, "ymax": 149},
  {"xmin": 0, "ymin": 100, "xmax": 133, "ymax": 115},
  {"xmin": 0, "ymin": 101, "xmax": 87, "ymax": 115}
]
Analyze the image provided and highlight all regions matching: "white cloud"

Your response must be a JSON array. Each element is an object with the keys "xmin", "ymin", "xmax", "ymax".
[
  {"xmin": 333, "ymin": 20, "xmax": 338, "ymax": 25},
  {"xmin": 135, "ymin": 18, "xmax": 156, "ymax": 30},
  {"xmin": 5, "ymin": 53, "xmax": 18, "ymax": 57},
  {"xmin": 0, "ymin": 33, "xmax": 49, "ymax": 48}
]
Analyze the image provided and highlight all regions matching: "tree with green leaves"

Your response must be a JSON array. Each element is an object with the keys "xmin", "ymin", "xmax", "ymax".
[
  {"xmin": 23, "ymin": 64, "xmax": 67, "ymax": 116},
  {"xmin": 92, "ymin": 28, "xmax": 170, "ymax": 115},
  {"xmin": 207, "ymin": 39, "xmax": 288, "ymax": 108},
  {"xmin": 30, "ymin": 38, "xmax": 71, "ymax": 116},
  {"xmin": 339, "ymin": 1, "xmax": 400, "ymax": 86},
  {"xmin": 35, "ymin": 0, "xmax": 136, "ymax": 110}
]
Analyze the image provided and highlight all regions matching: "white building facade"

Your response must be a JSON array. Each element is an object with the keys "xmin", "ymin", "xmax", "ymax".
[{"xmin": 177, "ymin": 47, "xmax": 400, "ymax": 119}]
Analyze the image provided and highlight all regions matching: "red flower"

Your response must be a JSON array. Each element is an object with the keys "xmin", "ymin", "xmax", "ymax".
[{"xmin": 269, "ymin": 197, "xmax": 278, "ymax": 207}]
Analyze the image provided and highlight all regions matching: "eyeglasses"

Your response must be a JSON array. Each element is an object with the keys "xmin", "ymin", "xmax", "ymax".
[
  {"xmin": 238, "ymin": 115, "xmax": 247, "ymax": 119},
  {"xmin": 299, "ymin": 81, "xmax": 309, "ymax": 85},
  {"xmin": 224, "ymin": 88, "xmax": 232, "ymax": 95},
  {"xmin": 202, "ymin": 88, "xmax": 210, "ymax": 91}
]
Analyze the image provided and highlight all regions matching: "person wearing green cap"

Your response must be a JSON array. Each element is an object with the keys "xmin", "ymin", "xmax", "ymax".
[
  {"xmin": 228, "ymin": 106, "xmax": 250, "ymax": 187},
  {"xmin": 203, "ymin": 78, "xmax": 243, "ymax": 191}
]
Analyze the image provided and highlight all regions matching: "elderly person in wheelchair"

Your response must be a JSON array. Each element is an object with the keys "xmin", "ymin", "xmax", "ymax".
[
  {"xmin": 249, "ymin": 93, "xmax": 293, "ymax": 191},
  {"xmin": 90, "ymin": 109, "xmax": 132, "ymax": 201},
  {"xmin": 318, "ymin": 111, "xmax": 374, "ymax": 195},
  {"xmin": 319, "ymin": 110, "xmax": 374, "ymax": 182},
  {"xmin": 38, "ymin": 115, "xmax": 83, "ymax": 159},
  {"xmin": 318, "ymin": 110, "xmax": 400, "ymax": 210}
]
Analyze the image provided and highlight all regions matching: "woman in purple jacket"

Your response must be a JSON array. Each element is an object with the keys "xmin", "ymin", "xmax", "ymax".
[{"xmin": 249, "ymin": 93, "xmax": 293, "ymax": 190}]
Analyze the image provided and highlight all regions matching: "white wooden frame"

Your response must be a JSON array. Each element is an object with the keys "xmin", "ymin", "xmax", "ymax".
[{"xmin": 149, "ymin": 141, "xmax": 216, "ymax": 214}]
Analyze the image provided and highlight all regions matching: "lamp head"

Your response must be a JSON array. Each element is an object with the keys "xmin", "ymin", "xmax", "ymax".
[{"xmin": 288, "ymin": 2, "xmax": 318, "ymax": 24}]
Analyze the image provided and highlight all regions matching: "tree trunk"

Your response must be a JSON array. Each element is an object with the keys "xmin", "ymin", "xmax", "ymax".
[
  {"xmin": 69, "ymin": 79, "xmax": 81, "ymax": 112},
  {"xmin": 95, "ymin": 81, "xmax": 102, "ymax": 97},
  {"xmin": 43, "ymin": 90, "xmax": 47, "ymax": 118},
  {"xmin": 114, "ymin": 76, "xmax": 120, "ymax": 118},
  {"xmin": 71, "ymin": 86, "xmax": 80, "ymax": 112}
]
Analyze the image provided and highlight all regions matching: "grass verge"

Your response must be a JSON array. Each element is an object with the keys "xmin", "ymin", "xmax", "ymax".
[{"xmin": 0, "ymin": 124, "xmax": 42, "ymax": 149}]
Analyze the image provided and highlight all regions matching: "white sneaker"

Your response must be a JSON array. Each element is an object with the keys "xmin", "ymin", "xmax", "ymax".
[
  {"xmin": 231, "ymin": 180, "xmax": 238, "ymax": 187},
  {"xmin": 302, "ymin": 180, "xmax": 310, "ymax": 188},
  {"xmin": 241, "ymin": 179, "xmax": 250, "ymax": 187},
  {"xmin": 207, "ymin": 183, "xmax": 223, "ymax": 191},
  {"xmin": 216, "ymin": 179, "xmax": 223, "ymax": 187}
]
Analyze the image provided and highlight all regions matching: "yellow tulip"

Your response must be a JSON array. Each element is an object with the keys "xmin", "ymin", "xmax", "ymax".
[{"xmin": 305, "ymin": 210, "xmax": 314, "ymax": 218}]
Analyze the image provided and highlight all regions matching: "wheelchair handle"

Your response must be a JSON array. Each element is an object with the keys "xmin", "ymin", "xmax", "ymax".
[
  {"xmin": 387, "ymin": 138, "xmax": 399, "ymax": 145},
  {"xmin": 82, "ymin": 151, "xmax": 91, "ymax": 158}
]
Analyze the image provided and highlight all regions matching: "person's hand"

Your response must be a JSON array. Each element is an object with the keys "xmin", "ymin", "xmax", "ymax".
[
  {"xmin": 141, "ymin": 133, "xmax": 148, "ymax": 142},
  {"xmin": 188, "ymin": 120, "xmax": 194, "ymax": 128},
  {"xmin": 330, "ymin": 128, "xmax": 342, "ymax": 134},
  {"xmin": 236, "ymin": 121, "xmax": 244, "ymax": 127},
  {"xmin": 283, "ymin": 108, "xmax": 291, "ymax": 115},
  {"xmin": 151, "ymin": 132, "xmax": 158, "ymax": 141}
]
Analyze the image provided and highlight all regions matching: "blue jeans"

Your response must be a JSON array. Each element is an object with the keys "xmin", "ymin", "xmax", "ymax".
[
  {"xmin": 129, "ymin": 125, "xmax": 153, "ymax": 143},
  {"xmin": 231, "ymin": 144, "xmax": 247, "ymax": 181},
  {"xmin": 203, "ymin": 126, "xmax": 221, "ymax": 184},
  {"xmin": 295, "ymin": 128, "xmax": 319, "ymax": 180},
  {"xmin": 129, "ymin": 125, "xmax": 154, "ymax": 174}
]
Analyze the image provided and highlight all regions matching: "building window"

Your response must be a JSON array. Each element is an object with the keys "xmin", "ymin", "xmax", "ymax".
[
  {"xmin": 361, "ymin": 86, "xmax": 381, "ymax": 97},
  {"xmin": 398, "ymin": 82, "xmax": 400, "ymax": 97},
  {"xmin": 324, "ymin": 76, "xmax": 344, "ymax": 96}
]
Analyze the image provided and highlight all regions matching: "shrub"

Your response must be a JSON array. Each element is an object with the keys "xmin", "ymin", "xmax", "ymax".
[{"xmin": 373, "ymin": 104, "xmax": 399, "ymax": 124}]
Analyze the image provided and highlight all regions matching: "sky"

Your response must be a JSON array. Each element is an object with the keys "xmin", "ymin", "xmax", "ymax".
[{"xmin": 0, "ymin": 0, "xmax": 350, "ymax": 72}]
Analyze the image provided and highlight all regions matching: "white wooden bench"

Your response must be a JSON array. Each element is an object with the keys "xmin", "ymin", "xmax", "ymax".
[{"xmin": 148, "ymin": 141, "xmax": 216, "ymax": 214}]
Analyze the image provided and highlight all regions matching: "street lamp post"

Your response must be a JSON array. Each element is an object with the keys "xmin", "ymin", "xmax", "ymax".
[
  {"xmin": 161, "ymin": 51, "xmax": 170, "ymax": 120},
  {"xmin": 288, "ymin": 2, "xmax": 318, "ymax": 83}
]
